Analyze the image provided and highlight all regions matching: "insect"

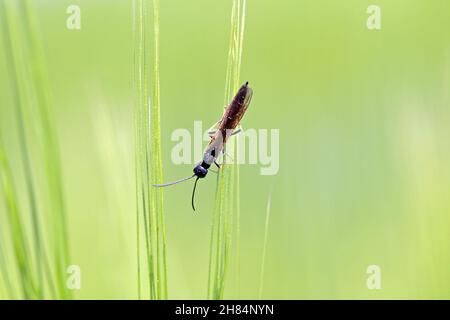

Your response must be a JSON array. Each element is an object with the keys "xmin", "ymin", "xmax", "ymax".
[{"xmin": 153, "ymin": 81, "xmax": 253, "ymax": 211}]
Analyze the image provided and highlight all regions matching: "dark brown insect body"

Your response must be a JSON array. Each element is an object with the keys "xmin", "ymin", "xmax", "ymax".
[
  {"xmin": 153, "ymin": 81, "xmax": 253, "ymax": 210},
  {"xmin": 203, "ymin": 82, "xmax": 252, "ymax": 166},
  {"xmin": 218, "ymin": 81, "xmax": 253, "ymax": 137}
]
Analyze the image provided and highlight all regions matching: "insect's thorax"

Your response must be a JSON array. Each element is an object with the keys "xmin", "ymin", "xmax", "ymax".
[
  {"xmin": 200, "ymin": 82, "xmax": 252, "ymax": 168},
  {"xmin": 203, "ymin": 137, "xmax": 223, "ymax": 166}
]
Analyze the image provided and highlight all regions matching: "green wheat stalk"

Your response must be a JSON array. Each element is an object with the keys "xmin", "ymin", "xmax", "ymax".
[
  {"xmin": 1, "ymin": 2, "xmax": 42, "ymax": 299},
  {"xmin": 207, "ymin": 0, "xmax": 247, "ymax": 300},
  {"xmin": 259, "ymin": 190, "xmax": 272, "ymax": 299},
  {"xmin": 133, "ymin": 0, "xmax": 167, "ymax": 300},
  {"xmin": 22, "ymin": 0, "xmax": 71, "ymax": 299},
  {"xmin": 0, "ymin": 139, "xmax": 38, "ymax": 299},
  {"xmin": 0, "ymin": 0, "xmax": 70, "ymax": 299}
]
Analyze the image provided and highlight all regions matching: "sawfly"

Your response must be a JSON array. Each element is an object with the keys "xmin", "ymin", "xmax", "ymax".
[{"xmin": 153, "ymin": 81, "xmax": 253, "ymax": 211}]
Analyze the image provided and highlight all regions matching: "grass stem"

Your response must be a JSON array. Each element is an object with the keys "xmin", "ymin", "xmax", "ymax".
[
  {"xmin": 259, "ymin": 190, "xmax": 272, "ymax": 299},
  {"xmin": 207, "ymin": 0, "xmax": 247, "ymax": 300},
  {"xmin": 133, "ymin": 0, "xmax": 167, "ymax": 300}
]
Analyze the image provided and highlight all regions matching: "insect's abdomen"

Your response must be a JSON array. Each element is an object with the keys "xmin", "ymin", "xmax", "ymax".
[{"xmin": 220, "ymin": 82, "xmax": 253, "ymax": 131}]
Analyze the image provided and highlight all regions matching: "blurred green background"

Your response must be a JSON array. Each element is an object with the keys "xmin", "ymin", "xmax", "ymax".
[{"xmin": 1, "ymin": 0, "xmax": 450, "ymax": 299}]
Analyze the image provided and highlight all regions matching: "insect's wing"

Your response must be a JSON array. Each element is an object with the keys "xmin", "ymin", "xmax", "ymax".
[
  {"xmin": 233, "ymin": 86, "xmax": 253, "ymax": 127},
  {"xmin": 242, "ymin": 86, "xmax": 253, "ymax": 112}
]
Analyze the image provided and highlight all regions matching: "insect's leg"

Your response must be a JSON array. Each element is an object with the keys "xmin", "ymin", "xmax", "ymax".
[
  {"xmin": 207, "ymin": 118, "xmax": 222, "ymax": 137},
  {"xmin": 221, "ymin": 149, "xmax": 235, "ymax": 162},
  {"xmin": 209, "ymin": 168, "xmax": 219, "ymax": 174},
  {"xmin": 207, "ymin": 119, "xmax": 222, "ymax": 132},
  {"xmin": 214, "ymin": 160, "xmax": 221, "ymax": 169},
  {"xmin": 208, "ymin": 130, "xmax": 216, "ymax": 138},
  {"xmin": 231, "ymin": 128, "xmax": 241, "ymax": 136}
]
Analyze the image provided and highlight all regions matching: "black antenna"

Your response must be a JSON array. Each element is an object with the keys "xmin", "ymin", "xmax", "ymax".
[
  {"xmin": 152, "ymin": 174, "xmax": 195, "ymax": 187},
  {"xmin": 191, "ymin": 177, "xmax": 200, "ymax": 211}
]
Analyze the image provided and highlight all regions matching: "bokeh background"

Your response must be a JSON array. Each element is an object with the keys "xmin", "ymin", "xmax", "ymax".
[{"xmin": 1, "ymin": 0, "xmax": 450, "ymax": 299}]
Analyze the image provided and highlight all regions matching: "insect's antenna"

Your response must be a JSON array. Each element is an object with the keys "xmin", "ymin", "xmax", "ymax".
[
  {"xmin": 152, "ymin": 174, "xmax": 195, "ymax": 187},
  {"xmin": 191, "ymin": 177, "xmax": 200, "ymax": 211}
]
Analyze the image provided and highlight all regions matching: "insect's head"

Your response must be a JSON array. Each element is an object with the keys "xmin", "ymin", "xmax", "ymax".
[{"xmin": 193, "ymin": 164, "xmax": 208, "ymax": 178}]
